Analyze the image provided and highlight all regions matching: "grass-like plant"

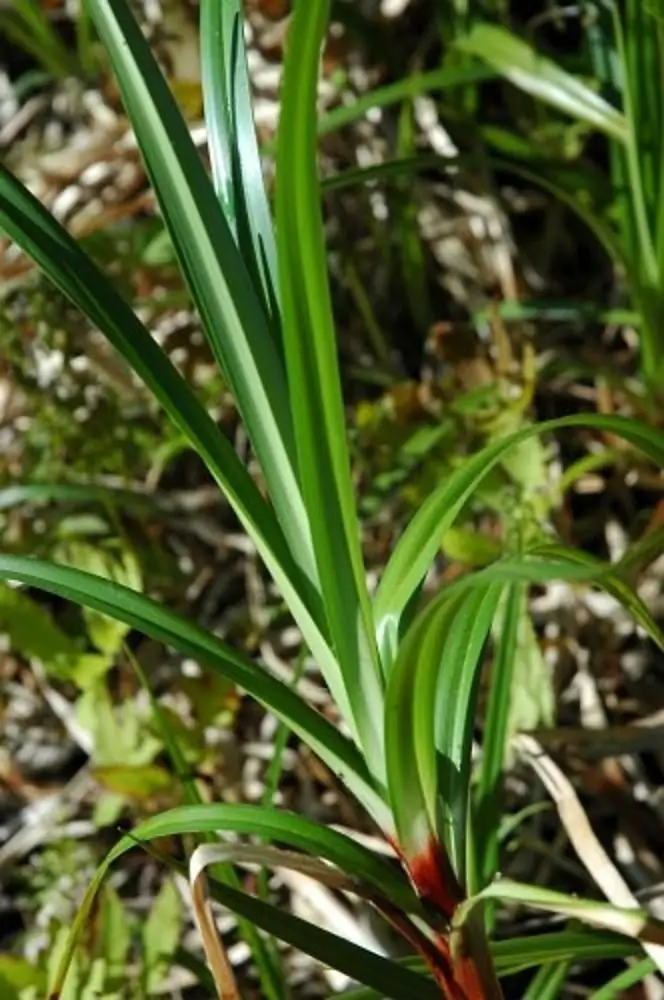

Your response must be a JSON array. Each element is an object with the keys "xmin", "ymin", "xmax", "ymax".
[
  {"xmin": 3, "ymin": 1, "xmax": 664, "ymax": 997},
  {"xmin": 457, "ymin": 0, "xmax": 664, "ymax": 393}
]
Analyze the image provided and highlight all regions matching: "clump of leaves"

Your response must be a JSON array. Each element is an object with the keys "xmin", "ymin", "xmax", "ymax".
[{"xmin": 1, "ymin": 1, "xmax": 664, "ymax": 998}]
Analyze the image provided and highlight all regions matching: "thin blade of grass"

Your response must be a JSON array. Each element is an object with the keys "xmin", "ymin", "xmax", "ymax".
[
  {"xmin": 0, "ymin": 482, "xmax": 158, "ymax": 514},
  {"xmin": 276, "ymin": 0, "xmax": 384, "ymax": 772},
  {"xmin": 491, "ymin": 930, "xmax": 641, "ymax": 974},
  {"xmin": 0, "ymin": 0, "xmax": 75, "ymax": 77},
  {"xmin": 589, "ymin": 958, "xmax": 657, "ymax": 999},
  {"xmin": 0, "ymin": 554, "xmax": 386, "ymax": 825},
  {"xmin": 522, "ymin": 962, "xmax": 570, "ymax": 1000},
  {"xmin": 87, "ymin": 0, "xmax": 315, "ymax": 583},
  {"xmin": 317, "ymin": 62, "xmax": 496, "ymax": 136}
]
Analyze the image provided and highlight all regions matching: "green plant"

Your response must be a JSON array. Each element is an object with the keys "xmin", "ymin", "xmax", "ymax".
[
  {"xmin": 2, "ymin": 1, "xmax": 664, "ymax": 998},
  {"xmin": 0, "ymin": 0, "xmax": 96, "ymax": 80},
  {"xmin": 456, "ymin": 2, "xmax": 664, "ymax": 392}
]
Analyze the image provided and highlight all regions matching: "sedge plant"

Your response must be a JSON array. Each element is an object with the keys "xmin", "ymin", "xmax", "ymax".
[
  {"xmin": 3, "ymin": 1, "xmax": 664, "ymax": 997},
  {"xmin": 455, "ymin": 0, "xmax": 664, "ymax": 394}
]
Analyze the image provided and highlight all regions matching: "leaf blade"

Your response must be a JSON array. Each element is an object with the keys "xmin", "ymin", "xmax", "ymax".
[
  {"xmin": 456, "ymin": 23, "xmax": 627, "ymax": 142},
  {"xmin": 276, "ymin": 0, "xmax": 384, "ymax": 771},
  {"xmin": 0, "ymin": 554, "xmax": 386, "ymax": 824},
  {"xmin": 375, "ymin": 414, "xmax": 664, "ymax": 653}
]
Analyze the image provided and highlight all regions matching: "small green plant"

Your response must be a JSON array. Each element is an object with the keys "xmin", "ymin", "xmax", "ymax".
[
  {"xmin": 2, "ymin": 1, "xmax": 664, "ymax": 997},
  {"xmin": 456, "ymin": 1, "xmax": 664, "ymax": 393}
]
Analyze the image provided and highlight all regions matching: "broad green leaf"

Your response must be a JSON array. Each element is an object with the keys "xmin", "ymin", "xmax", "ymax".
[
  {"xmin": 0, "ymin": 554, "xmax": 387, "ymax": 826},
  {"xmin": 201, "ymin": 0, "xmax": 280, "ymax": 327},
  {"xmin": 86, "ymin": 0, "xmax": 315, "ymax": 585},
  {"xmin": 95, "ymin": 886, "xmax": 131, "ymax": 984},
  {"xmin": 0, "ymin": 581, "xmax": 111, "ymax": 687},
  {"xmin": 0, "ymin": 165, "xmax": 340, "ymax": 736},
  {"xmin": 456, "ymin": 23, "xmax": 627, "ymax": 142},
  {"xmin": 276, "ymin": 0, "xmax": 384, "ymax": 773},
  {"xmin": 476, "ymin": 585, "xmax": 523, "ymax": 887},
  {"xmin": 506, "ymin": 606, "xmax": 554, "ymax": 755},
  {"xmin": 0, "ymin": 581, "xmax": 78, "ymax": 662},
  {"xmin": 143, "ymin": 879, "xmax": 182, "ymax": 993},
  {"xmin": 0, "ymin": 976, "xmax": 19, "ymax": 1000},
  {"xmin": 375, "ymin": 414, "xmax": 664, "ymax": 656},
  {"xmin": 92, "ymin": 764, "xmax": 173, "ymax": 799},
  {"xmin": 77, "ymin": 680, "xmax": 161, "ymax": 769},
  {"xmin": 52, "ymin": 540, "xmax": 141, "ymax": 656},
  {"xmin": 0, "ymin": 956, "xmax": 45, "ymax": 993}
]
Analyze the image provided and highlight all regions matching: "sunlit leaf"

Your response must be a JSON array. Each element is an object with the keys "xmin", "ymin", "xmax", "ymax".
[{"xmin": 456, "ymin": 23, "xmax": 627, "ymax": 142}]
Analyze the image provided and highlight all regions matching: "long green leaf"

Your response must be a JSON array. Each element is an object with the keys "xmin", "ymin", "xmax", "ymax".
[
  {"xmin": 491, "ymin": 929, "xmax": 641, "ymax": 974},
  {"xmin": 476, "ymin": 585, "xmax": 523, "ymax": 887},
  {"xmin": 87, "ymin": 0, "xmax": 315, "ymax": 585},
  {"xmin": 384, "ymin": 592, "xmax": 465, "ymax": 883},
  {"xmin": 460, "ymin": 877, "xmax": 664, "ymax": 947},
  {"xmin": 375, "ymin": 414, "xmax": 664, "ymax": 655},
  {"xmin": 204, "ymin": 880, "xmax": 439, "ymax": 1000},
  {"xmin": 456, "ymin": 23, "xmax": 627, "ymax": 142},
  {"xmin": 522, "ymin": 961, "xmax": 569, "ymax": 1000},
  {"xmin": 430, "ymin": 583, "xmax": 503, "ymax": 883},
  {"xmin": 589, "ymin": 958, "xmax": 656, "ymax": 999},
  {"xmin": 0, "ymin": 165, "xmax": 343, "ymax": 714},
  {"xmin": 0, "ymin": 482, "xmax": 156, "ymax": 514},
  {"xmin": 276, "ymin": 0, "xmax": 384, "ymax": 773},
  {"xmin": 50, "ymin": 808, "xmax": 437, "ymax": 1000},
  {"xmin": 201, "ymin": 0, "xmax": 280, "ymax": 326},
  {"xmin": 318, "ymin": 62, "xmax": 496, "ymax": 136},
  {"xmin": 0, "ymin": 554, "xmax": 387, "ymax": 825},
  {"xmin": 116, "ymin": 804, "xmax": 421, "ymax": 912},
  {"xmin": 529, "ymin": 542, "xmax": 664, "ymax": 651},
  {"xmin": 334, "ymin": 928, "xmax": 643, "ymax": 999}
]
